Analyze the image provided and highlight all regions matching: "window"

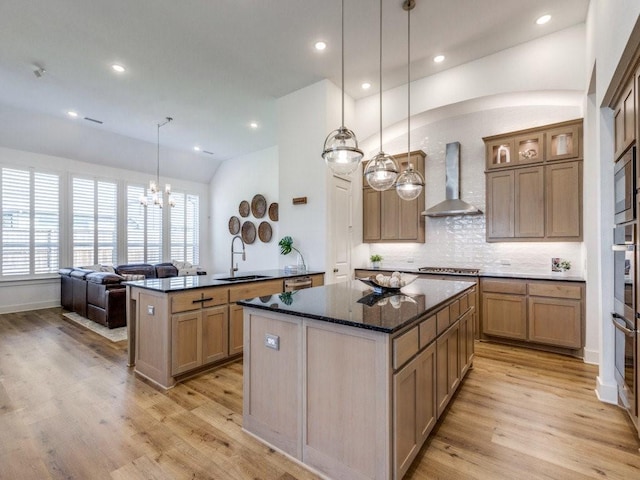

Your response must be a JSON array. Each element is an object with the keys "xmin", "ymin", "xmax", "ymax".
[
  {"xmin": 170, "ymin": 192, "xmax": 199, "ymax": 264},
  {"xmin": 127, "ymin": 185, "xmax": 162, "ymax": 263},
  {"xmin": 72, "ymin": 177, "xmax": 117, "ymax": 266},
  {"xmin": 1, "ymin": 167, "xmax": 59, "ymax": 276}
]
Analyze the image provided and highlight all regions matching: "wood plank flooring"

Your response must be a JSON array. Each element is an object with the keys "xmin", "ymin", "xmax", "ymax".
[{"xmin": 0, "ymin": 307, "xmax": 638, "ymax": 480}]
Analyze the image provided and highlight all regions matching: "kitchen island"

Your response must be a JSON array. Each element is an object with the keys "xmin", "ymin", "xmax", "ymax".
[
  {"xmin": 125, "ymin": 270, "xmax": 324, "ymax": 389},
  {"xmin": 239, "ymin": 277, "xmax": 476, "ymax": 480}
]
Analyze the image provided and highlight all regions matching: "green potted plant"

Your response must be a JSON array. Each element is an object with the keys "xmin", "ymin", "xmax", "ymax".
[
  {"xmin": 279, "ymin": 236, "xmax": 306, "ymax": 272},
  {"xmin": 370, "ymin": 254, "xmax": 383, "ymax": 269}
]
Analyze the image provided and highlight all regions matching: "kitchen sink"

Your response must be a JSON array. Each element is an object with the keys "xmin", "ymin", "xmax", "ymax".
[{"xmin": 217, "ymin": 275, "xmax": 271, "ymax": 282}]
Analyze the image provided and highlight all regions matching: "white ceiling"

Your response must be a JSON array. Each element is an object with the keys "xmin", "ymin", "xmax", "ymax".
[{"xmin": 0, "ymin": 0, "xmax": 589, "ymax": 182}]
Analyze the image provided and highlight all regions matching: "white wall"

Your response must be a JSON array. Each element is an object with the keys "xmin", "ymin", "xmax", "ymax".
[
  {"xmin": 209, "ymin": 146, "xmax": 279, "ymax": 275},
  {"xmin": 356, "ymin": 25, "xmax": 587, "ymax": 141},
  {"xmin": 0, "ymin": 146, "xmax": 210, "ymax": 313}
]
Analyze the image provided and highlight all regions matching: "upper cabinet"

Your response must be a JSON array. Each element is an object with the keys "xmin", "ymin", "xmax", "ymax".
[
  {"xmin": 484, "ymin": 119, "xmax": 583, "ymax": 242},
  {"xmin": 363, "ymin": 151, "xmax": 425, "ymax": 243},
  {"xmin": 613, "ymin": 77, "xmax": 635, "ymax": 161}
]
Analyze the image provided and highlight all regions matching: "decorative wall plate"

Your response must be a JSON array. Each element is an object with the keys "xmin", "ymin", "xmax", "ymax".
[
  {"xmin": 239, "ymin": 200, "xmax": 250, "ymax": 217},
  {"xmin": 251, "ymin": 194, "xmax": 267, "ymax": 218},
  {"xmin": 268, "ymin": 202, "xmax": 279, "ymax": 221},
  {"xmin": 228, "ymin": 216, "xmax": 240, "ymax": 235},
  {"xmin": 241, "ymin": 221, "xmax": 256, "ymax": 244},
  {"xmin": 258, "ymin": 221, "xmax": 272, "ymax": 242}
]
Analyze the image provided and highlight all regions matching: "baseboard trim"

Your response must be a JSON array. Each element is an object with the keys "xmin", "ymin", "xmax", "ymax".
[
  {"xmin": 0, "ymin": 301, "xmax": 60, "ymax": 314},
  {"xmin": 596, "ymin": 376, "xmax": 618, "ymax": 405},
  {"xmin": 583, "ymin": 348, "xmax": 599, "ymax": 365}
]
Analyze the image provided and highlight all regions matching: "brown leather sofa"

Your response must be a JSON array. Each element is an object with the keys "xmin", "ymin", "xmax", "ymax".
[{"xmin": 59, "ymin": 262, "xmax": 192, "ymax": 329}]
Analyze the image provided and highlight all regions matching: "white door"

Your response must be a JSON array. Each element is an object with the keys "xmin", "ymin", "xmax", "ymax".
[{"xmin": 330, "ymin": 175, "xmax": 352, "ymax": 283}]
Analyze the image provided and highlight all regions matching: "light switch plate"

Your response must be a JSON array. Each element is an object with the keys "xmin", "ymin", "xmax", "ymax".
[{"xmin": 265, "ymin": 333, "xmax": 279, "ymax": 350}]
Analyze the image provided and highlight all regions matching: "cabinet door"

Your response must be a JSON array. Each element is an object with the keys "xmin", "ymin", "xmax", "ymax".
[
  {"xmin": 515, "ymin": 133, "xmax": 544, "ymax": 164},
  {"xmin": 614, "ymin": 79, "xmax": 635, "ymax": 160},
  {"xmin": 528, "ymin": 297, "xmax": 582, "ymax": 348},
  {"xmin": 546, "ymin": 124, "xmax": 581, "ymax": 162},
  {"xmin": 399, "ymin": 194, "xmax": 420, "ymax": 240},
  {"xmin": 171, "ymin": 311, "xmax": 202, "ymax": 375},
  {"xmin": 486, "ymin": 170, "xmax": 514, "ymax": 239},
  {"xmin": 436, "ymin": 322, "xmax": 459, "ymax": 417},
  {"xmin": 381, "ymin": 188, "xmax": 400, "ymax": 240},
  {"xmin": 486, "ymin": 139, "xmax": 516, "ymax": 169},
  {"xmin": 545, "ymin": 161, "xmax": 582, "ymax": 239},
  {"xmin": 363, "ymin": 188, "xmax": 381, "ymax": 242},
  {"xmin": 393, "ymin": 343, "xmax": 436, "ymax": 479},
  {"xmin": 229, "ymin": 304, "xmax": 244, "ymax": 356},
  {"xmin": 514, "ymin": 166, "xmax": 544, "ymax": 238},
  {"xmin": 458, "ymin": 310, "xmax": 474, "ymax": 376},
  {"xmin": 202, "ymin": 305, "xmax": 228, "ymax": 365},
  {"xmin": 482, "ymin": 293, "xmax": 527, "ymax": 340}
]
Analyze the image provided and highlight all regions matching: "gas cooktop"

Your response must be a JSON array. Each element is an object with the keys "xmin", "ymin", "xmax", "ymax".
[{"xmin": 418, "ymin": 266, "xmax": 480, "ymax": 275}]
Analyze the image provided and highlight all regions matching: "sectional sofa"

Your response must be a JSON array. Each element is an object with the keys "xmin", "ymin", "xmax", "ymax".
[{"xmin": 59, "ymin": 262, "xmax": 202, "ymax": 329}]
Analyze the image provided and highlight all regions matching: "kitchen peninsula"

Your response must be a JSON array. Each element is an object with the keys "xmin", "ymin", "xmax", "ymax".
[
  {"xmin": 239, "ymin": 277, "xmax": 476, "ymax": 480},
  {"xmin": 125, "ymin": 270, "xmax": 324, "ymax": 390}
]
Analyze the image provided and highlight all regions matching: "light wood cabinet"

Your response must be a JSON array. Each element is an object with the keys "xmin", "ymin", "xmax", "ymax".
[
  {"xmin": 393, "ymin": 342, "xmax": 436, "ymax": 479},
  {"xmin": 363, "ymin": 150, "xmax": 425, "ymax": 244},
  {"xmin": 435, "ymin": 320, "xmax": 460, "ymax": 417},
  {"xmin": 614, "ymin": 78, "xmax": 635, "ymax": 160},
  {"xmin": 484, "ymin": 119, "xmax": 583, "ymax": 242},
  {"xmin": 546, "ymin": 161, "xmax": 582, "ymax": 239},
  {"xmin": 171, "ymin": 305, "xmax": 228, "ymax": 376},
  {"xmin": 228, "ymin": 303, "xmax": 244, "ymax": 356},
  {"xmin": 480, "ymin": 277, "xmax": 585, "ymax": 355}
]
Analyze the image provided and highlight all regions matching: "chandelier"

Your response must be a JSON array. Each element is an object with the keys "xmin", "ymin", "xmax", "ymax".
[{"xmin": 140, "ymin": 116, "xmax": 175, "ymax": 208}]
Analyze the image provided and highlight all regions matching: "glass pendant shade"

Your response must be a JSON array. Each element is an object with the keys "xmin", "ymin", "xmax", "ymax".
[
  {"xmin": 365, "ymin": 152, "xmax": 399, "ymax": 191},
  {"xmin": 396, "ymin": 164, "xmax": 424, "ymax": 200},
  {"xmin": 322, "ymin": 126, "xmax": 363, "ymax": 175}
]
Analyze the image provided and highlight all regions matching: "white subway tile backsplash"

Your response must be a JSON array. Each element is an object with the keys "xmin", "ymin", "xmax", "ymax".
[{"xmin": 367, "ymin": 105, "xmax": 584, "ymax": 276}]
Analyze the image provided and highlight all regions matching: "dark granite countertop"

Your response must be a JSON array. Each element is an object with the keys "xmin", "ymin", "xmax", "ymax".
[
  {"xmin": 238, "ymin": 278, "xmax": 475, "ymax": 334},
  {"xmin": 124, "ymin": 269, "xmax": 325, "ymax": 293},
  {"xmin": 355, "ymin": 267, "xmax": 585, "ymax": 282}
]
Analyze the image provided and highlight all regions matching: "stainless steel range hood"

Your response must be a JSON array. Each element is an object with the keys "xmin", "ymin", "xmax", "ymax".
[{"xmin": 422, "ymin": 141, "xmax": 482, "ymax": 217}]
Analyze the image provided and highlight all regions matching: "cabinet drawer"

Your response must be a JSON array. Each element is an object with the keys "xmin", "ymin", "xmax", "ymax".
[
  {"xmin": 528, "ymin": 282, "xmax": 582, "ymax": 300},
  {"xmin": 459, "ymin": 293, "xmax": 469, "ymax": 314},
  {"xmin": 393, "ymin": 326, "xmax": 419, "ymax": 370},
  {"xmin": 171, "ymin": 288, "xmax": 229, "ymax": 313},
  {"xmin": 482, "ymin": 279, "xmax": 526, "ymax": 295},
  {"xmin": 449, "ymin": 299, "xmax": 460, "ymax": 321},
  {"xmin": 229, "ymin": 279, "xmax": 283, "ymax": 303},
  {"xmin": 419, "ymin": 315, "xmax": 437, "ymax": 349},
  {"xmin": 436, "ymin": 307, "xmax": 450, "ymax": 335}
]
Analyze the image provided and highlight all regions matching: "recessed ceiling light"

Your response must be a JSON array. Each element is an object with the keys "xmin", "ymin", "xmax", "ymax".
[
  {"xmin": 111, "ymin": 64, "xmax": 126, "ymax": 73},
  {"xmin": 250, "ymin": 122, "xmax": 258, "ymax": 129},
  {"xmin": 361, "ymin": 82, "xmax": 371, "ymax": 90},
  {"xmin": 536, "ymin": 14, "xmax": 551, "ymax": 25},
  {"xmin": 433, "ymin": 55, "xmax": 445, "ymax": 63},
  {"xmin": 193, "ymin": 146, "xmax": 201, "ymax": 152},
  {"xmin": 314, "ymin": 41, "xmax": 327, "ymax": 51},
  {"xmin": 67, "ymin": 111, "xmax": 78, "ymax": 118}
]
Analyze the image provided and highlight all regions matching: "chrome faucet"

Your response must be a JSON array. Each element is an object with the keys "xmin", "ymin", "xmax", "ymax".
[{"xmin": 230, "ymin": 235, "xmax": 246, "ymax": 277}]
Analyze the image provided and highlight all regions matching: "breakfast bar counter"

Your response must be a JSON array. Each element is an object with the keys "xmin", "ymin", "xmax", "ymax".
[{"xmin": 238, "ymin": 278, "xmax": 476, "ymax": 480}]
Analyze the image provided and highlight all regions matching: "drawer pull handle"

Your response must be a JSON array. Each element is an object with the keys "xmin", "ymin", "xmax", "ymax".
[{"xmin": 191, "ymin": 297, "xmax": 214, "ymax": 304}]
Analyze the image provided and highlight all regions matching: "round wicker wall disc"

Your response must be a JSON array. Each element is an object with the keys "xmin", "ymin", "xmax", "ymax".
[
  {"xmin": 239, "ymin": 200, "xmax": 250, "ymax": 217},
  {"xmin": 251, "ymin": 194, "xmax": 267, "ymax": 218},
  {"xmin": 241, "ymin": 221, "xmax": 256, "ymax": 244},
  {"xmin": 268, "ymin": 202, "xmax": 279, "ymax": 221},
  {"xmin": 258, "ymin": 221, "xmax": 272, "ymax": 242},
  {"xmin": 228, "ymin": 216, "xmax": 240, "ymax": 235}
]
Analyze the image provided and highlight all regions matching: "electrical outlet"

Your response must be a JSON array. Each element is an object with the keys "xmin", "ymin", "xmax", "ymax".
[
  {"xmin": 407, "ymin": 257, "xmax": 414, "ymax": 263},
  {"xmin": 500, "ymin": 259, "xmax": 511, "ymax": 266},
  {"xmin": 147, "ymin": 305, "xmax": 155, "ymax": 315},
  {"xmin": 265, "ymin": 334, "xmax": 279, "ymax": 350}
]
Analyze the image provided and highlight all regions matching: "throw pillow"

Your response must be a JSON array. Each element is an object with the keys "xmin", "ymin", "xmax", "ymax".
[
  {"xmin": 121, "ymin": 274, "xmax": 146, "ymax": 281},
  {"xmin": 100, "ymin": 265, "xmax": 116, "ymax": 273}
]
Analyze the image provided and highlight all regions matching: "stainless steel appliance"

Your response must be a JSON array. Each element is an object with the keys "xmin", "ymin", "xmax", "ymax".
[
  {"xmin": 418, "ymin": 266, "xmax": 479, "ymax": 275},
  {"xmin": 614, "ymin": 147, "xmax": 636, "ymax": 224},
  {"xmin": 612, "ymin": 223, "xmax": 638, "ymax": 423},
  {"xmin": 284, "ymin": 276, "xmax": 313, "ymax": 292}
]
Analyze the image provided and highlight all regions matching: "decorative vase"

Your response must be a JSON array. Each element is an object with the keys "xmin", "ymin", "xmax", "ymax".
[{"xmin": 372, "ymin": 261, "xmax": 380, "ymax": 269}]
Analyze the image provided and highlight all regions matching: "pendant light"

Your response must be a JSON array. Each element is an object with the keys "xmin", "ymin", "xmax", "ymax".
[
  {"xmin": 364, "ymin": 0, "xmax": 399, "ymax": 191},
  {"xmin": 321, "ymin": 0, "xmax": 363, "ymax": 175},
  {"xmin": 140, "ymin": 117, "xmax": 175, "ymax": 208},
  {"xmin": 395, "ymin": 0, "xmax": 425, "ymax": 201}
]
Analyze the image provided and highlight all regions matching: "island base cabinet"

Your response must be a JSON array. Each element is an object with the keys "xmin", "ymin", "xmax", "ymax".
[
  {"xmin": 436, "ymin": 322, "xmax": 460, "ymax": 417},
  {"xmin": 394, "ymin": 343, "xmax": 436, "ymax": 480}
]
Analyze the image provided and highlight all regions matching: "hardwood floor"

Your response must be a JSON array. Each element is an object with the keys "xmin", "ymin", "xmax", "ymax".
[{"xmin": 0, "ymin": 308, "xmax": 638, "ymax": 480}]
